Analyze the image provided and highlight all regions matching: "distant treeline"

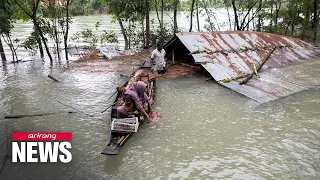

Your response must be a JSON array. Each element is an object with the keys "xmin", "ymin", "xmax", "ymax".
[
  {"xmin": 70, "ymin": 0, "xmax": 319, "ymax": 44},
  {"xmin": 0, "ymin": 0, "xmax": 319, "ymax": 66},
  {"xmin": 69, "ymin": 0, "xmax": 224, "ymax": 15}
]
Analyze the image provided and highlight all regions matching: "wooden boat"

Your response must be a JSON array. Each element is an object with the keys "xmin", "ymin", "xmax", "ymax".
[{"xmin": 101, "ymin": 59, "xmax": 157, "ymax": 155}]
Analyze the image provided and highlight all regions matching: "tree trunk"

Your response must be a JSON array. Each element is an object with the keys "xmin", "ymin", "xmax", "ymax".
[
  {"xmin": 196, "ymin": 0, "xmax": 200, "ymax": 31},
  {"xmin": 116, "ymin": 14, "xmax": 129, "ymax": 50},
  {"xmin": 314, "ymin": 0, "xmax": 318, "ymax": 44},
  {"xmin": 161, "ymin": 0, "xmax": 164, "ymax": 42},
  {"xmin": 33, "ymin": 19, "xmax": 54, "ymax": 63},
  {"xmin": 34, "ymin": 26, "xmax": 44, "ymax": 58},
  {"xmin": 12, "ymin": 41, "xmax": 19, "ymax": 62},
  {"xmin": 64, "ymin": 0, "xmax": 70, "ymax": 62},
  {"xmin": 51, "ymin": 0, "xmax": 60, "ymax": 63},
  {"xmin": 275, "ymin": 0, "xmax": 281, "ymax": 25},
  {"xmin": 173, "ymin": 0, "xmax": 179, "ymax": 33},
  {"xmin": 54, "ymin": 19, "xmax": 61, "ymax": 62},
  {"xmin": 257, "ymin": 0, "xmax": 262, "ymax": 32},
  {"xmin": 0, "ymin": 37, "xmax": 6, "ymax": 63},
  {"xmin": 291, "ymin": 2, "xmax": 301, "ymax": 36},
  {"xmin": 128, "ymin": 21, "xmax": 131, "ymax": 49},
  {"xmin": 203, "ymin": 2, "xmax": 216, "ymax": 31},
  {"xmin": 231, "ymin": 0, "xmax": 240, "ymax": 30},
  {"xmin": 2, "ymin": 34, "xmax": 16, "ymax": 62},
  {"xmin": 285, "ymin": 21, "xmax": 290, "ymax": 36},
  {"xmin": 14, "ymin": 0, "xmax": 53, "ymax": 63},
  {"xmin": 270, "ymin": 2, "xmax": 273, "ymax": 32},
  {"xmin": 145, "ymin": 0, "xmax": 150, "ymax": 47},
  {"xmin": 37, "ymin": 37, "xmax": 44, "ymax": 58},
  {"xmin": 189, "ymin": 0, "xmax": 196, "ymax": 32},
  {"xmin": 239, "ymin": 0, "xmax": 259, "ymax": 30},
  {"xmin": 141, "ymin": 20, "xmax": 145, "ymax": 46},
  {"xmin": 226, "ymin": 6, "xmax": 233, "ymax": 30},
  {"xmin": 154, "ymin": 0, "xmax": 161, "ymax": 27}
]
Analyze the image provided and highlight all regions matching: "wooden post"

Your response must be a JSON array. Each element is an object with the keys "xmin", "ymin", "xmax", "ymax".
[
  {"xmin": 240, "ymin": 47, "xmax": 276, "ymax": 85},
  {"xmin": 48, "ymin": 74, "xmax": 60, "ymax": 82},
  {"xmin": 172, "ymin": 49, "xmax": 175, "ymax": 64}
]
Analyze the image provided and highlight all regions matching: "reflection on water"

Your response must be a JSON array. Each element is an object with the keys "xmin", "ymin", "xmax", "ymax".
[{"xmin": 0, "ymin": 60, "xmax": 319, "ymax": 179}]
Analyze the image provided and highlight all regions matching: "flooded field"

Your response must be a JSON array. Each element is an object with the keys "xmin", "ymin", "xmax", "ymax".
[
  {"xmin": 0, "ymin": 12, "xmax": 319, "ymax": 180},
  {"xmin": 0, "ymin": 59, "xmax": 319, "ymax": 179}
]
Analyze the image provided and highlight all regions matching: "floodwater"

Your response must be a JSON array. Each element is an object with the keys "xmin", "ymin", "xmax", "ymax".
[
  {"xmin": 0, "ymin": 13, "xmax": 320, "ymax": 180},
  {"xmin": 0, "ymin": 59, "xmax": 319, "ymax": 179},
  {"xmin": 1, "ymin": 11, "xmax": 192, "ymax": 61}
]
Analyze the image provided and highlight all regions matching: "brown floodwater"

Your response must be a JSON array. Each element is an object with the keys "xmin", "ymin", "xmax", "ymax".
[
  {"xmin": 0, "ymin": 14, "xmax": 319, "ymax": 180},
  {"xmin": 0, "ymin": 58, "xmax": 319, "ymax": 179}
]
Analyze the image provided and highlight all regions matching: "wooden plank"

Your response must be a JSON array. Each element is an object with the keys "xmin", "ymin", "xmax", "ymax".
[{"xmin": 240, "ymin": 47, "xmax": 276, "ymax": 85}]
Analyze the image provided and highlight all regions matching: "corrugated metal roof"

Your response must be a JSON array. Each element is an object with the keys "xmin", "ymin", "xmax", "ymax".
[
  {"xmin": 166, "ymin": 31, "xmax": 320, "ymax": 102},
  {"xmin": 175, "ymin": 32, "xmax": 320, "ymax": 81}
]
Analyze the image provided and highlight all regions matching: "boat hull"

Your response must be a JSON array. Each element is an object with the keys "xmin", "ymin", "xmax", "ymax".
[{"xmin": 101, "ymin": 59, "xmax": 156, "ymax": 155}]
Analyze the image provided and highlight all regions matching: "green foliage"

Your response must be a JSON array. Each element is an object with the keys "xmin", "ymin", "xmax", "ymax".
[
  {"xmin": 80, "ymin": 29, "xmax": 98, "ymax": 49},
  {"xmin": 69, "ymin": 0, "xmax": 106, "ymax": 15},
  {"xmin": 0, "ymin": 0, "xmax": 15, "ymax": 35},
  {"xmin": 100, "ymin": 30, "xmax": 119, "ymax": 46},
  {"xmin": 22, "ymin": 33, "xmax": 38, "ymax": 54},
  {"xmin": 71, "ymin": 24, "xmax": 120, "ymax": 49},
  {"xmin": 124, "ymin": 22, "xmax": 143, "ymax": 48},
  {"xmin": 150, "ymin": 19, "xmax": 173, "ymax": 45},
  {"xmin": 95, "ymin": 21, "xmax": 101, "ymax": 30},
  {"xmin": 259, "ymin": 0, "xmax": 318, "ymax": 41},
  {"xmin": 0, "ymin": 0, "xmax": 21, "ymax": 61},
  {"xmin": 0, "ymin": 12, "xmax": 12, "ymax": 35},
  {"xmin": 198, "ymin": 0, "xmax": 221, "ymax": 31},
  {"xmin": 103, "ymin": 0, "xmax": 147, "ymax": 49},
  {"xmin": 69, "ymin": 0, "xmax": 88, "ymax": 15}
]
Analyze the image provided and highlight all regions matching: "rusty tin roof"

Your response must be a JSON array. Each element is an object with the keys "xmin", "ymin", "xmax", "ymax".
[{"xmin": 165, "ymin": 31, "xmax": 320, "ymax": 102}]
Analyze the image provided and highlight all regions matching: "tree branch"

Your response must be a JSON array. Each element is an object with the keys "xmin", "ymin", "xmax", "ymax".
[
  {"xmin": 242, "ymin": 4, "xmax": 261, "ymax": 30},
  {"xmin": 240, "ymin": 0, "xmax": 259, "ymax": 30},
  {"xmin": 231, "ymin": 0, "xmax": 240, "ymax": 30},
  {"xmin": 13, "ymin": 0, "xmax": 33, "ymax": 18}
]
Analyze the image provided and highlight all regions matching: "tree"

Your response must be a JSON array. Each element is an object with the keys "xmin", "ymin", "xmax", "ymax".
[
  {"xmin": 42, "ymin": 0, "xmax": 72, "ymax": 63},
  {"xmin": 230, "ymin": 0, "xmax": 261, "ymax": 31},
  {"xmin": 196, "ymin": 0, "xmax": 200, "ymax": 31},
  {"xmin": 161, "ymin": 0, "xmax": 164, "ymax": 42},
  {"xmin": 257, "ymin": 0, "xmax": 262, "ymax": 32},
  {"xmin": 0, "ymin": 0, "xmax": 19, "ymax": 62},
  {"xmin": 154, "ymin": 0, "xmax": 163, "ymax": 42},
  {"xmin": 231, "ymin": 0, "xmax": 240, "ymax": 30},
  {"xmin": 44, "ymin": 0, "xmax": 62, "ymax": 62},
  {"xmin": 0, "ymin": 37, "xmax": 5, "ymax": 64},
  {"xmin": 314, "ymin": 0, "xmax": 318, "ymax": 44},
  {"xmin": 146, "ymin": 0, "xmax": 150, "ymax": 47},
  {"xmin": 64, "ymin": 0, "xmax": 71, "ymax": 61},
  {"xmin": 13, "ymin": 0, "xmax": 54, "ymax": 63},
  {"xmin": 189, "ymin": 0, "xmax": 196, "ymax": 32},
  {"xmin": 0, "ymin": 1, "xmax": 9, "ymax": 63},
  {"xmin": 104, "ymin": 0, "xmax": 147, "ymax": 49},
  {"xmin": 173, "ymin": 0, "xmax": 179, "ymax": 33},
  {"xmin": 69, "ymin": 0, "xmax": 87, "ymax": 15}
]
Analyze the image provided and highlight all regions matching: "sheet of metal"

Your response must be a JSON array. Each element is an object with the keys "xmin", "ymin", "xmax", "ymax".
[
  {"xmin": 220, "ymin": 59, "xmax": 320, "ymax": 103},
  {"xmin": 169, "ymin": 31, "xmax": 320, "ymax": 102},
  {"xmin": 175, "ymin": 32, "xmax": 320, "ymax": 81}
]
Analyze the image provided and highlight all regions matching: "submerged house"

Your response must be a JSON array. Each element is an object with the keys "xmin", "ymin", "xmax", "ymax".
[{"xmin": 164, "ymin": 31, "xmax": 320, "ymax": 103}]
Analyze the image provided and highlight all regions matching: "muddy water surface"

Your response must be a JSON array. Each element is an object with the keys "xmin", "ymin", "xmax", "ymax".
[
  {"xmin": 0, "ymin": 60, "xmax": 319, "ymax": 179},
  {"xmin": 0, "ymin": 12, "xmax": 319, "ymax": 180}
]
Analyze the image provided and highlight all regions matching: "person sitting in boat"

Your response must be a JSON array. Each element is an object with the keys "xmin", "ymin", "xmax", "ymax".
[
  {"xmin": 120, "ymin": 81, "xmax": 152, "ymax": 122},
  {"xmin": 117, "ymin": 94, "xmax": 139, "ymax": 118}
]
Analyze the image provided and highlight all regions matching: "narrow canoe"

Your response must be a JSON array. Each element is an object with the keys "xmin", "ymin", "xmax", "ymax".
[{"xmin": 101, "ymin": 59, "xmax": 156, "ymax": 155}]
